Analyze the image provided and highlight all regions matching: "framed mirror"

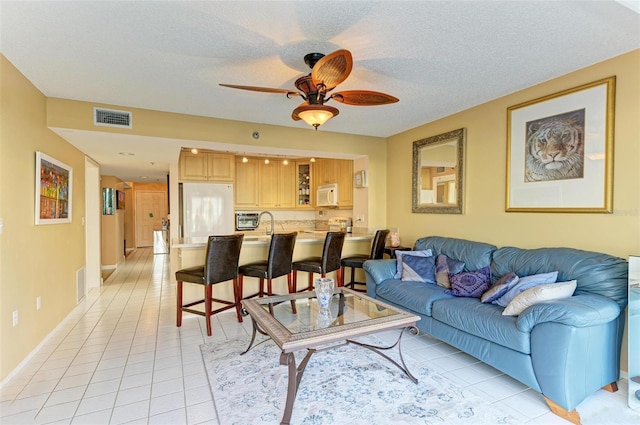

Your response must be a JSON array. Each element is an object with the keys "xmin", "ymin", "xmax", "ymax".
[{"xmin": 412, "ymin": 128, "xmax": 465, "ymax": 214}]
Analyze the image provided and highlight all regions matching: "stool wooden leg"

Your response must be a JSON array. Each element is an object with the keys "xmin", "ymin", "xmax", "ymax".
[
  {"xmin": 288, "ymin": 273, "xmax": 297, "ymax": 314},
  {"xmin": 176, "ymin": 281, "xmax": 183, "ymax": 327},
  {"xmin": 259, "ymin": 278, "xmax": 264, "ymax": 297},
  {"xmin": 292, "ymin": 270, "xmax": 298, "ymax": 293},
  {"xmin": 205, "ymin": 285, "xmax": 213, "ymax": 337},
  {"xmin": 308, "ymin": 272, "xmax": 314, "ymax": 290},
  {"xmin": 267, "ymin": 279, "xmax": 273, "ymax": 296},
  {"xmin": 233, "ymin": 278, "xmax": 243, "ymax": 323}
]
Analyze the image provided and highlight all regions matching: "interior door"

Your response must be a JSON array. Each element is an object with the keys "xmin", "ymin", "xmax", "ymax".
[{"xmin": 135, "ymin": 191, "xmax": 167, "ymax": 247}]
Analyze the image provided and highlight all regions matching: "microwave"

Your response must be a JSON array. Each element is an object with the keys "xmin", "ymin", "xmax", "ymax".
[{"xmin": 317, "ymin": 183, "xmax": 339, "ymax": 207}]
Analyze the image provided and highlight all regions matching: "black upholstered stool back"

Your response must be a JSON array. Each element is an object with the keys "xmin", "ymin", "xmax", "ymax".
[
  {"xmin": 291, "ymin": 231, "xmax": 346, "ymax": 296},
  {"xmin": 341, "ymin": 229, "xmax": 390, "ymax": 291},
  {"xmin": 175, "ymin": 234, "xmax": 244, "ymax": 336}
]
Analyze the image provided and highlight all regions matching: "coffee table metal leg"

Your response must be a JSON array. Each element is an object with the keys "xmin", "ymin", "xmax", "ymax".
[
  {"xmin": 279, "ymin": 349, "xmax": 316, "ymax": 425},
  {"xmin": 241, "ymin": 315, "xmax": 271, "ymax": 355},
  {"xmin": 347, "ymin": 326, "xmax": 419, "ymax": 384}
]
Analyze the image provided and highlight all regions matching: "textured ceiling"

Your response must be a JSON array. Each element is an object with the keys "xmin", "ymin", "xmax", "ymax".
[{"xmin": 1, "ymin": 1, "xmax": 639, "ymax": 182}]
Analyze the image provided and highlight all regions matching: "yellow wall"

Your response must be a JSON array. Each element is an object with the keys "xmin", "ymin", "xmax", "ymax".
[
  {"xmin": 46, "ymin": 98, "xmax": 389, "ymax": 229},
  {"xmin": 0, "ymin": 55, "xmax": 86, "ymax": 381},
  {"xmin": 100, "ymin": 176, "xmax": 125, "ymax": 266},
  {"xmin": 387, "ymin": 49, "xmax": 640, "ymax": 372}
]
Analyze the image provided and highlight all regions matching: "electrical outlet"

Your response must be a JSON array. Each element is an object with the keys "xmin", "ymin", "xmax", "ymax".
[
  {"xmin": 357, "ymin": 214, "xmax": 365, "ymax": 222},
  {"xmin": 12, "ymin": 310, "xmax": 18, "ymax": 327},
  {"xmin": 36, "ymin": 296, "xmax": 42, "ymax": 311}
]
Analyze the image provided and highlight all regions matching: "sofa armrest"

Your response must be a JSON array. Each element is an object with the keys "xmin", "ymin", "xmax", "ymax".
[
  {"xmin": 516, "ymin": 294, "xmax": 621, "ymax": 333},
  {"xmin": 363, "ymin": 259, "xmax": 397, "ymax": 283}
]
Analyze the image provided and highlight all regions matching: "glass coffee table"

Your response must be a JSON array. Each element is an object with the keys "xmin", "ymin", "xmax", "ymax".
[{"xmin": 240, "ymin": 287, "xmax": 420, "ymax": 425}]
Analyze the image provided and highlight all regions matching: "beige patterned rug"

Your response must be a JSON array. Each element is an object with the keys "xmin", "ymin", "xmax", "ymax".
[{"xmin": 201, "ymin": 336, "xmax": 517, "ymax": 425}]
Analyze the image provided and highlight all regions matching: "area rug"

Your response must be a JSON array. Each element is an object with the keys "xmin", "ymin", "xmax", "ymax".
[{"xmin": 201, "ymin": 336, "xmax": 517, "ymax": 425}]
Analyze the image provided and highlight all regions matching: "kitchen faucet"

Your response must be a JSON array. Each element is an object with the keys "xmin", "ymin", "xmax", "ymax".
[{"xmin": 259, "ymin": 211, "xmax": 274, "ymax": 236}]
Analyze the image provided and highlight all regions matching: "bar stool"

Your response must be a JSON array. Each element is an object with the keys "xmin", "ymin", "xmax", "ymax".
[
  {"xmin": 291, "ymin": 231, "xmax": 346, "ymax": 296},
  {"xmin": 340, "ymin": 229, "xmax": 390, "ymax": 292},
  {"xmin": 175, "ymin": 234, "xmax": 244, "ymax": 337},
  {"xmin": 238, "ymin": 232, "xmax": 297, "ymax": 304}
]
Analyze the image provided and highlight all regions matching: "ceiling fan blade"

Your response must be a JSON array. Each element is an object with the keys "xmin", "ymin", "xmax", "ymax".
[
  {"xmin": 331, "ymin": 90, "xmax": 399, "ymax": 106},
  {"xmin": 219, "ymin": 84, "xmax": 299, "ymax": 96},
  {"xmin": 311, "ymin": 49, "xmax": 353, "ymax": 91}
]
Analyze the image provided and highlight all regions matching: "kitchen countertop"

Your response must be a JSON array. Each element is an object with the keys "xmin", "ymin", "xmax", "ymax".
[{"xmin": 172, "ymin": 231, "xmax": 373, "ymax": 249}]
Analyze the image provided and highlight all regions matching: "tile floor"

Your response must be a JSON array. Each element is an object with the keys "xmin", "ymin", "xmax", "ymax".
[{"xmin": 1, "ymin": 248, "xmax": 638, "ymax": 424}]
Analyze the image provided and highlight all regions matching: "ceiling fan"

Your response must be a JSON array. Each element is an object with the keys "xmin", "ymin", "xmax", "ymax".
[{"xmin": 219, "ymin": 49, "xmax": 399, "ymax": 130}]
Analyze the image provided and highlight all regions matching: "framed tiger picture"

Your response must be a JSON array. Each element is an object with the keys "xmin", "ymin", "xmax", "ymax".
[{"xmin": 505, "ymin": 76, "xmax": 615, "ymax": 213}]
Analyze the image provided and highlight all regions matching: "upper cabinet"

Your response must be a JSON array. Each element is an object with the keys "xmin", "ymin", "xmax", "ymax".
[
  {"xmin": 314, "ymin": 158, "xmax": 353, "ymax": 209},
  {"xmin": 337, "ymin": 160, "xmax": 353, "ymax": 208},
  {"xmin": 258, "ymin": 160, "xmax": 296, "ymax": 209},
  {"xmin": 179, "ymin": 151, "xmax": 235, "ymax": 182},
  {"xmin": 296, "ymin": 161, "xmax": 314, "ymax": 209},
  {"xmin": 234, "ymin": 157, "xmax": 259, "ymax": 208}
]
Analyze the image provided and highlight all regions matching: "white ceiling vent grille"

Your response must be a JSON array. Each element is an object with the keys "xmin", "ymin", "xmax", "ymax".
[{"xmin": 94, "ymin": 108, "xmax": 132, "ymax": 128}]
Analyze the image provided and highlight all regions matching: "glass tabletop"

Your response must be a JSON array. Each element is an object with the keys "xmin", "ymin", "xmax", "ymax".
[
  {"xmin": 258, "ymin": 289, "xmax": 401, "ymax": 335},
  {"xmin": 242, "ymin": 288, "xmax": 419, "ymax": 352}
]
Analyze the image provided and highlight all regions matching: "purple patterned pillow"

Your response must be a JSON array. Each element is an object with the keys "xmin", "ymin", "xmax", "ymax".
[
  {"xmin": 446, "ymin": 266, "xmax": 492, "ymax": 298},
  {"xmin": 435, "ymin": 254, "xmax": 465, "ymax": 289}
]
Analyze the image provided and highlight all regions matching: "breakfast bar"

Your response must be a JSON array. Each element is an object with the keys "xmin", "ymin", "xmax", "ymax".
[{"xmin": 171, "ymin": 232, "xmax": 374, "ymax": 302}]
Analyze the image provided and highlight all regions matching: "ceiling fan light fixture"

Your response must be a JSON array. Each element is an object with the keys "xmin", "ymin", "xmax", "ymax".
[{"xmin": 293, "ymin": 104, "xmax": 339, "ymax": 130}]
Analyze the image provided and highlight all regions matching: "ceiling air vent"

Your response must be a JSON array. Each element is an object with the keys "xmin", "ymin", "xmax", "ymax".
[{"xmin": 94, "ymin": 107, "xmax": 132, "ymax": 129}]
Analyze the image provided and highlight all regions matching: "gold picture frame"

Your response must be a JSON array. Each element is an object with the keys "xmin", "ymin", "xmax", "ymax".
[{"xmin": 506, "ymin": 76, "xmax": 615, "ymax": 213}]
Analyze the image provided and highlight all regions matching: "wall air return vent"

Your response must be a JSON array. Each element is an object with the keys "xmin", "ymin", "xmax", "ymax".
[{"xmin": 94, "ymin": 107, "xmax": 132, "ymax": 128}]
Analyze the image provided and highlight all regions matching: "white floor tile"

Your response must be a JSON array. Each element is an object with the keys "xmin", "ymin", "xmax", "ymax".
[{"xmin": 0, "ymin": 248, "xmax": 634, "ymax": 425}]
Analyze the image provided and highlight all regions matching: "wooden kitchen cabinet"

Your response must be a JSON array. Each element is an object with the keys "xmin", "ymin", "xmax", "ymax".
[
  {"xmin": 295, "ymin": 161, "xmax": 314, "ymax": 209},
  {"xmin": 234, "ymin": 157, "xmax": 259, "ymax": 208},
  {"xmin": 314, "ymin": 158, "xmax": 338, "ymax": 186},
  {"xmin": 259, "ymin": 160, "xmax": 296, "ymax": 209},
  {"xmin": 337, "ymin": 159, "xmax": 353, "ymax": 208},
  {"xmin": 179, "ymin": 151, "xmax": 235, "ymax": 182},
  {"xmin": 314, "ymin": 158, "xmax": 353, "ymax": 208}
]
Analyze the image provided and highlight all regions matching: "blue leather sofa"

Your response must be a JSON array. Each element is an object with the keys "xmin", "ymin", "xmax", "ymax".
[{"xmin": 363, "ymin": 236, "xmax": 628, "ymax": 424}]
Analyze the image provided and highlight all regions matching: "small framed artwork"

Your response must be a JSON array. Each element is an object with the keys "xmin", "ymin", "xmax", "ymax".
[
  {"xmin": 506, "ymin": 76, "xmax": 615, "ymax": 212},
  {"xmin": 354, "ymin": 170, "xmax": 367, "ymax": 188},
  {"xmin": 116, "ymin": 190, "xmax": 126, "ymax": 209},
  {"xmin": 35, "ymin": 151, "xmax": 72, "ymax": 224},
  {"xmin": 103, "ymin": 188, "xmax": 115, "ymax": 215}
]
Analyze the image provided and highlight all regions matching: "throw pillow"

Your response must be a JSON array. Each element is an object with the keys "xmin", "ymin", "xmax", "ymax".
[
  {"xmin": 400, "ymin": 255, "xmax": 437, "ymax": 284},
  {"xmin": 435, "ymin": 254, "xmax": 465, "ymax": 289},
  {"xmin": 503, "ymin": 280, "xmax": 577, "ymax": 316},
  {"xmin": 445, "ymin": 266, "xmax": 492, "ymax": 298},
  {"xmin": 394, "ymin": 249, "xmax": 433, "ymax": 279},
  {"xmin": 493, "ymin": 271, "xmax": 559, "ymax": 307},
  {"xmin": 481, "ymin": 272, "xmax": 519, "ymax": 303}
]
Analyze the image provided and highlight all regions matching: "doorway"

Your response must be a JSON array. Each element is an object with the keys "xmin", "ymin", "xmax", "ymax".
[{"xmin": 135, "ymin": 191, "xmax": 167, "ymax": 247}]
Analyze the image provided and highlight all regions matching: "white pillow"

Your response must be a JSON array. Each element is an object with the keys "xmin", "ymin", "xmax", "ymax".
[
  {"xmin": 394, "ymin": 249, "xmax": 432, "ymax": 279},
  {"xmin": 502, "ymin": 280, "xmax": 577, "ymax": 316}
]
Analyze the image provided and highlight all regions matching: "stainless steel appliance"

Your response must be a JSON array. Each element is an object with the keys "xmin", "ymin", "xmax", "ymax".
[{"xmin": 235, "ymin": 212, "xmax": 260, "ymax": 231}]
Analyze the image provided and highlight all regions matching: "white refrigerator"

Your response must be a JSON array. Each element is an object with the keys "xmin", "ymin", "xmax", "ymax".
[{"xmin": 181, "ymin": 183, "xmax": 235, "ymax": 239}]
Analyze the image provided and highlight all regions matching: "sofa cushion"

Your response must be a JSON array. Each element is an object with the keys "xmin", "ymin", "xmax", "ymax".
[
  {"xmin": 435, "ymin": 254, "xmax": 465, "ymax": 288},
  {"xmin": 481, "ymin": 272, "xmax": 519, "ymax": 303},
  {"xmin": 401, "ymin": 255, "xmax": 436, "ymax": 284},
  {"xmin": 414, "ymin": 236, "xmax": 496, "ymax": 272},
  {"xmin": 394, "ymin": 249, "xmax": 433, "ymax": 279},
  {"xmin": 445, "ymin": 266, "xmax": 491, "ymax": 298},
  {"xmin": 431, "ymin": 297, "xmax": 531, "ymax": 354},
  {"xmin": 491, "ymin": 246, "xmax": 628, "ymax": 310},
  {"xmin": 494, "ymin": 271, "xmax": 558, "ymax": 307},
  {"xmin": 375, "ymin": 279, "xmax": 452, "ymax": 317},
  {"xmin": 503, "ymin": 280, "xmax": 577, "ymax": 316}
]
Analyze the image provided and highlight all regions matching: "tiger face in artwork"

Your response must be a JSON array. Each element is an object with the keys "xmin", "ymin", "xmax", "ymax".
[{"xmin": 524, "ymin": 109, "xmax": 585, "ymax": 182}]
